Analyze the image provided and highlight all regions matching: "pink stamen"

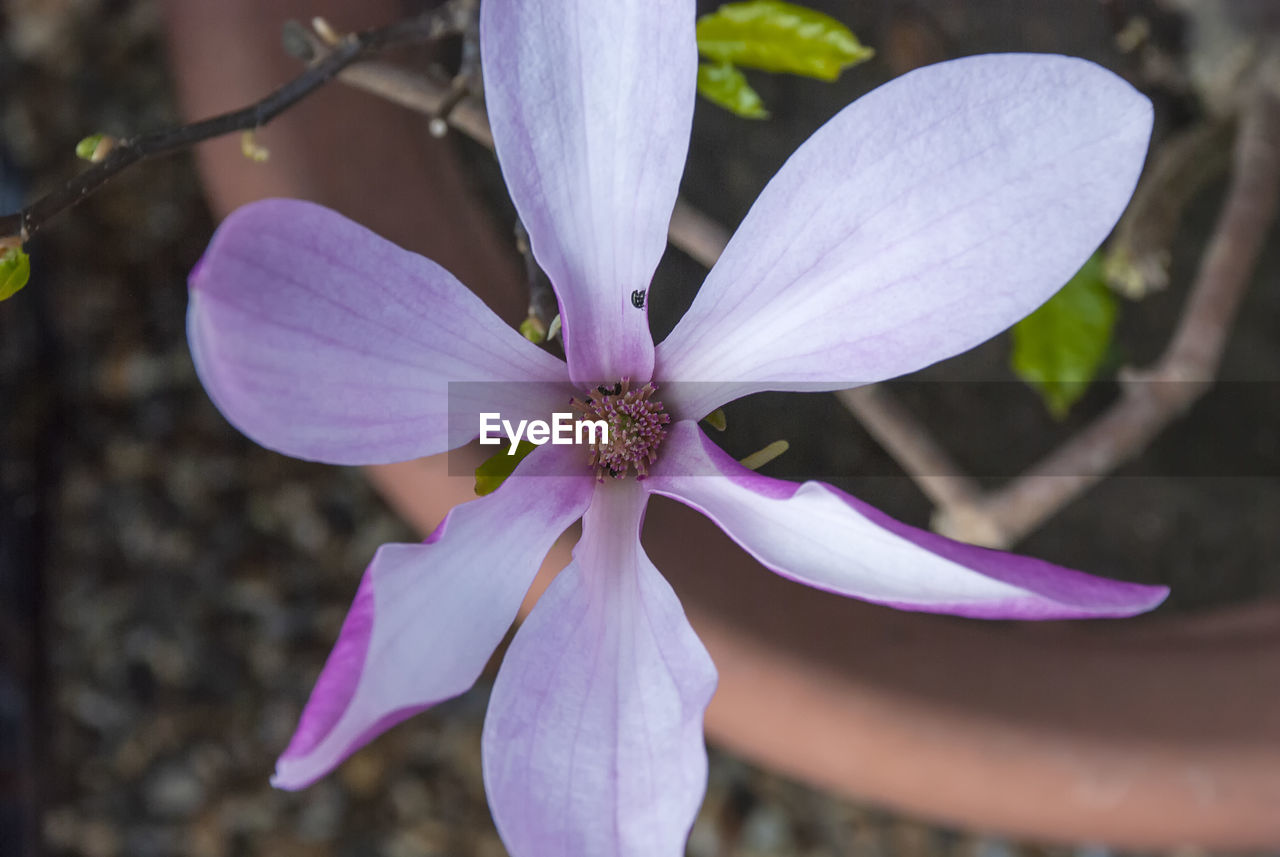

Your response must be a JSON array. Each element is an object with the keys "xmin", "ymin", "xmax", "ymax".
[{"xmin": 570, "ymin": 380, "xmax": 671, "ymax": 481}]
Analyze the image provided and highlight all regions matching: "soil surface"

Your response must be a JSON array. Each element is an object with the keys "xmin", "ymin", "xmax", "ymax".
[{"xmin": 2, "ymin": 1, "xmax": 1276, "ymax": 856}]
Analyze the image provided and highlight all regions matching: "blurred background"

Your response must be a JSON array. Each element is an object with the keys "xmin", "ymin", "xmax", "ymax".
[{"xmin": 2, "ymin": 0, "xmax": 1278, "ymax": 855}]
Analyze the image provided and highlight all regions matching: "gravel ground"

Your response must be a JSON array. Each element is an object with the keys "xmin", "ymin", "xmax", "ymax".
[{"xmin": 1, "ymin": 1, "xmax": 1276, "ymax": 856}]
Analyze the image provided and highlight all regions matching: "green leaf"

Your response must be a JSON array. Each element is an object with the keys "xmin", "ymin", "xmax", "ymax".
[
  {"xmin": 0, "ymin": 246, "xmax": 31, "ymax": 301},
  {"xmin": 474, "ymin": 440, "xmax": 539, "ymax": 496},
  {"xmin": 1011, "ymin": 253, "xmax": 1118, "ymax": 418},
  {"xmin": 697, "ymin": 62, "xmax": 769, "ymax": 119},
  {"xmin": 696, "ymin": 0, "xmax": 874, "ymax": 82}
]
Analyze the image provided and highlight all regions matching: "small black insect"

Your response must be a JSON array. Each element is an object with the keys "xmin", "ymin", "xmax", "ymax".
[{"xmin": 630, "ymin": 289, "xmax": 647, "ymax": 309}]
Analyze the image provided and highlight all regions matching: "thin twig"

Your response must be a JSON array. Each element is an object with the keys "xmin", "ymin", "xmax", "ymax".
[
  {"xmin": 835, "ymin": 387, "xmax": 984, "ymax": 512},
  {"xmin": 0, "ymin": 3, "xmax": 472, "ymax": 241},
  {"xmin": 337, "ymin": 60, "xmax": 493, "ymax": 147},
  {"xmin": 668, "ymin": 199, "xmax": 732, "ymax": 268},
  {"xmin": 1105, "ymin": 118, "xmax": 1234, "ymax": 297},
  {"xmin": 935, "ymin": 85, "xmax": 1280, "ymax": 547},
  {"xmin": 514, "ymin": 218, "xmax": 559, "ymax": 333}
]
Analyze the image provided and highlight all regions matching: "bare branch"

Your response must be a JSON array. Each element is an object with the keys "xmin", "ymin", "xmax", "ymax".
[
  {"xmin": 936, "ymin": 84, "xmax": 1280, "ymax": 547},
  {"xmin": 514, "ymin": 218, "xmax": 559, "ymax": 334},
  {"xmin": 0, "ymin": 3, "xmax": 473, "ymax": 242},
  {"xmin": 336, "ymin": 60, "xmax": 494, "ymax": 147},
  {"xmin": 668, "ymin": 199, "xmax": 732, "ymax": 268},
  {"xmin": 834, "ymin": 387, "xmax": 984, "ymax": 513},
  {"xmin": 1105, "ymin": 118, "xmax": 1234, "ymax": 297}
]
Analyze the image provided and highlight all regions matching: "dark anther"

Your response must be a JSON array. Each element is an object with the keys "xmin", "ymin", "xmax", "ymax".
[{"xmin": 630, "ymin": 289, "xmax": 646, "ymax": 309}]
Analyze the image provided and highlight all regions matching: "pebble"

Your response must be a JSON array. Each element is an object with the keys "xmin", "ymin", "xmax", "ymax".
[{"xmin": 143, "ymin": 761, "xmax": 206, "ymax": 818}]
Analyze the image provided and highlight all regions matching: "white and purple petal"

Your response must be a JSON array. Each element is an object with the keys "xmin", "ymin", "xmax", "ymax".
[
  {"xmin": 646, "ymin": 423, "xmax": 1168, "ymax": 619},
  {"xmin": 656, "ymin": 54, "xmax": 1152, "ymax": 419},
  {"xmin": 188, "ymin": 199, "xmax": 571, "ymax": 465},
  {"xmin": 481, "ymin": 0, "xmax": 697, "ymax": 385},
  {"xmin": 483, "ymin": 481, "xmax": 717, "ymax": 857},
  {"xmin": 272, "ymin": 445, "xmax": 593, "ymax": 790}
]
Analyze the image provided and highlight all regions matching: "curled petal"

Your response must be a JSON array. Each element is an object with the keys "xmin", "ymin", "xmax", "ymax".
[
  {"xmin": 272, "ymin": 445, "xmax": 593, "ymax": 790},
  {"xmin": 645, "ymin": 423, "xmax": 1168, "ymax": 619},
  {"xmin": 189, "ymin": 199, "xmax": 570, "ymax": 465},
  {"xmin": 656, "ymin": 54, "xmax": 1152, "ymax": 419},
  {"xmin": 481, "ymin": 0, "xmax": 697, "ymax": 385},
  {"xmin": 483, "ymin": 482, "xmax": 717, "ymax": 857}
]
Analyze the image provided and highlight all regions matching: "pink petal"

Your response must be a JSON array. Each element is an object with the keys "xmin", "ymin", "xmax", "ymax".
[
  {"xmin": 655, "ymin": 54, "xmax": 1152, "ymax": 419},
  {"xmin": 481, "ymin": 0, "xmax": 696, "ymax": 386},
  {"xmin": 188, "ymin": 199, "xmax": 571, "ymax": 465},
  {"xmin": 645, "ymin": 423, "xmax": 1168, "ymax": 619},
  {"xmin": 483, "ymin": 481, "xmax": 717, "ymax": 857},
  {"xmin": 272, "ymin": 445, "xmax": 593, "ymax": 790}
]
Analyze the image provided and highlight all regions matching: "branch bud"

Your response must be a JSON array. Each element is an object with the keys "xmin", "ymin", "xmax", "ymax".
[{"xmin": 75, "ymin": 134, "xmax": 117, "ymax": 163}]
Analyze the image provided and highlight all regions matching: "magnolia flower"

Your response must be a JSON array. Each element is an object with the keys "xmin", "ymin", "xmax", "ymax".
[{"xmin": 187, "ymin": 0, "xmax": 1167, "ymax": 854}]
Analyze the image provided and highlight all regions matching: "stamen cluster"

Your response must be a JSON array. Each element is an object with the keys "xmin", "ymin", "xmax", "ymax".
[{"xmin": 571, "ymin": 380, "xmax": 670, "ymax": 480}]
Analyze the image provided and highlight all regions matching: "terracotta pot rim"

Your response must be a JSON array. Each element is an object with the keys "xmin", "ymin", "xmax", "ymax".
[{"xmin": 368, "ymin": 459, "xmax": 1280, "ymax": 851}]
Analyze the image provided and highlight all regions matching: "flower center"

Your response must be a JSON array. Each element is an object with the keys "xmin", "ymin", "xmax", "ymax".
[{"xmin": 570, "ymin": 380, "xmax": 670, "ymax": 480}]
